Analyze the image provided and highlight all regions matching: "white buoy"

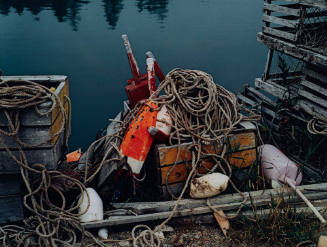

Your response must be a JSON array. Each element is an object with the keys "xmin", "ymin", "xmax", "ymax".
[
  {"xmin": 190, "ymin": 173, "xmax": 229, "ymax": 199},
  {"xmin": 78, "ymin": 188, "xmax": 103, "ymax": 222},
  {"xmin": 98, "ymin": 228, "xmax": 109, "ymax": 240}
]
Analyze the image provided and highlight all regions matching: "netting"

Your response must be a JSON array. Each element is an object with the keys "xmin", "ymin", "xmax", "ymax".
[{"xmin": 298, "ymin": 6, "xmax": 327, "ymax": 51}]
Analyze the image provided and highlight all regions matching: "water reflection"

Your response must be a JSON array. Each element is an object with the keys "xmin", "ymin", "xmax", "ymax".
[
  {"xmin": 0, "ymin": 0, "xmax": 170, "ymax": 30},
  {"xmin": 103, "ymin": 0, "xmax": 124, "ymax": 29},
  {"xmin": 136, "ymin": 0, "xmax": 169, "ymax": 21},
  {"xmin": 0, "ymin": 0, "xmax": 90, "ymax": 31}
]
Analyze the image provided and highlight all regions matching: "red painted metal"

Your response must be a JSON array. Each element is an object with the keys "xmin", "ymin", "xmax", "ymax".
[
  {"xmin": 146, "ymin": 51, "xmax": 165, "ymax": 82},
  {"xmin": 122, "ymin": 34, "xmax": 140, "ymax": 81}
]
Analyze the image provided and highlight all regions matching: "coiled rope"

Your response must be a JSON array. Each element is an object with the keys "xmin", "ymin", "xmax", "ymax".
[{"xmin": 130, "ymin": 69, "xmax": 256, "ymax": 246}]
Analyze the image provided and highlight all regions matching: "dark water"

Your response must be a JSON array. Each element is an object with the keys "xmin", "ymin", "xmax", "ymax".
[{"xmin": 0, "ymin": 0, "xmax": 267, "ymax": 150}]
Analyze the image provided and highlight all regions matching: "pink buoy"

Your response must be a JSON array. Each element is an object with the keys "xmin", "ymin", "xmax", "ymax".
[{"xmin": 259, "ymin": 144, "xmax": 302, "ymax": 186}]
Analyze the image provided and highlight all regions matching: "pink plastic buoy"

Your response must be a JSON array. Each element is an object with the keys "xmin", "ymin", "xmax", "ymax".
[
  {"xmin": 260, "ymin": 144, "xmax": 326, "ymax": 224},
  {"xmin": 259, "ymin": 144, "xmax": 302, "ymax": 186}
]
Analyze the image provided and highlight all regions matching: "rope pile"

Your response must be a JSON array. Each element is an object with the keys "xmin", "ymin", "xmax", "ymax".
[
  {"xmin": 0, "ymin": 70, "xmax": 258, "ymax": 247},
  {"xmin": 129, "ymin": 69, "xmax": 257, "ymax": 246}
]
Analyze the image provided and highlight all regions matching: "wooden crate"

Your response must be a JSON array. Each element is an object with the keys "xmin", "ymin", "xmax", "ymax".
[
  {"xmin": 145, "ymin": 122, "xmax": 257, "ymax": 199},
  {"xmin": 261, "ymin": 0, "xmax": 327, "ymax": 52},
  {"xmin": 0, "ymin": 175, "xmax": 24, "ymax": 224},
  {"xmin": 0, "ymin": 75, "xmax": 69, "ymax": 174}
]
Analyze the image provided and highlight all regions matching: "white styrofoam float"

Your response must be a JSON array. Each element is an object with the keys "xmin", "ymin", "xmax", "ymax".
[
  {"xmin": 190, "ymin": 173, "xmax": 229, "ymax": 199},
  {"xmin": 78, "ymin": 188, "xmax": 108, "ymax": 239}
]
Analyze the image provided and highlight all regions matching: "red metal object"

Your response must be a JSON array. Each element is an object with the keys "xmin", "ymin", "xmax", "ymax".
[
  {"xmin": 122, "ymin": 34, "xmax": 152, "ymax": 108},
  {"xmin": 125, "ymin": 74, "xmax": 150, "ymax": 108},
  {"xmin": 146, "ymin": 51, "xmax": 165, "ymax": 82},
  {"xmin": 122, "ymin": 34, "xmax": 140, "ymax": 81}
]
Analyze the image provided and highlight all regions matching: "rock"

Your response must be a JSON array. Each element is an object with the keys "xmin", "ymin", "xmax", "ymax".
[
  {"xmin": 118, "ymin": 240, "xmax": 130, "ymax": 247},
  {"xmin": 175, "ymin": 234, "xmax": 184, "ymax": 246},
  {"xmin": 158, "ymin": 225, "xmax": 174, "ymax": 233}
]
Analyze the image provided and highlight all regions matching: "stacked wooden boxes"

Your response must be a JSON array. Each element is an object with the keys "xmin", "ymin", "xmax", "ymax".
[
  {"xmin": 146, "ymin": 122, "xmax": 257, "ymax": 199},
  {"xmin": 237, "ymin": 0, "xmax": 327, "ymax": 168},
  {"xmin": 0, "ymin": 75, "xmax": 69, "ymax": 224},
  {"xmin": 239, "ymin": 0, "xmax": 327, "ymax": 121}
]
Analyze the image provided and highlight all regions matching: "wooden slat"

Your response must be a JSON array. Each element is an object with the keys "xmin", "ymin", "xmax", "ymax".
[
  {"xmin": 263, "ymin": 14, "xmax": 299, "ymax": 28},
  {"xmin": 301, "ymin": 79, "xmax": 327, "ymax": 96},
  {"xmin": 297, "ymin": 99, "xmax": 327, "ymax": 120},
  {"xmin": 264, "ymin": 3, "xmax": 301, "ymax": 16},
  {"xmin": 262, "ymin": 26, "xmax": 297, "ymax": 41},
  {"xmin": 0, "ymin": 75, "xmax": 67, "ymax": 82},
  {"xmin": 0, "ymin": 133, "xmax": 64, "ymax": 173},
  {"xmin": 0, "ymin": 175, "xmax": 21, "ymax": 196},
  {"xmin": 50, "ymin": 79, "xmax": 69, "ymax": 145},
  {"xmin": 84, "ymin": 183, "xmax": 327, "ymax": 229},
  {"xmin": 298, "ymin": 88, "xmax": 327, "ymax": 108},
  {"xmin": 271, "ymin": 0, "xmax": 327, "ymax": 9},
  {"xmin": 304, "ymin": 67, "xmax": 327, "ymax": 83},
  {"xmin": 255, "ymin": 78, "xmax": 290, "ymax": 99},
  {"xmin": 158, "ymin": 132, "xmax": 256, "ymax": 167},
  {"xmin": 160, "ymin": 148, "xmax": 257, "ymax": 184},
  {"xmin": 0, "ymin": 126, "xmax": 53, "ymax": 148},
  {"xmin": 0, "ymin": 195, "xmax": 24, "ymax": 224},
  {"xmin": 257, "ymin": 32, "xmax": 327, "ymax": 66},
  {"xmin": 246, "ymin": 86, "xmax": 277, "ymax": 107},
  {"xmin": 113, "ymin": 182, "xmax": 327, "ymax": 214}
]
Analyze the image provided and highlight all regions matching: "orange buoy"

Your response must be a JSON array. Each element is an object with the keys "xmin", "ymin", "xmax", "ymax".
[{"xmin": 120, "ymin": 101, "xmax": 158, "ymax": 174}]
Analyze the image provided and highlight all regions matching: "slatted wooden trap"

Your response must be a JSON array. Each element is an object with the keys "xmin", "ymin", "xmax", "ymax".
[
  {"xmin": 0, "ymin": 75, "xmax": 70, "ymax": 223},
  {"xmin": 143, "ymin": 122, "xmax": 258, "ymax": 199}
]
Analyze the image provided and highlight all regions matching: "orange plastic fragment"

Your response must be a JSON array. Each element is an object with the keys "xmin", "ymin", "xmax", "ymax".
[
  {"xmin": 66, "ymin": 149, "xmax": 82, "ymax": 163},
  {"xmin": 120, "ymin": 101, "xmax": 158, "ymax": 174}
]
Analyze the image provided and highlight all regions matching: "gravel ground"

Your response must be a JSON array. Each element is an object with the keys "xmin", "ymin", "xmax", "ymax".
[{"xmin": 94, "ymin": 219, "xmax": 259, "ymax": 247}]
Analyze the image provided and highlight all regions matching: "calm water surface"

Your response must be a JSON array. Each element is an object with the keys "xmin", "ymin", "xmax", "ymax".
[{"xmin": 0, "ymin": 0, "xmax": 267, "ymax": 150}]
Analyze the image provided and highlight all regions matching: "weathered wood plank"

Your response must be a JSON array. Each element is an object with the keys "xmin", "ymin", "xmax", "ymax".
[
  {"xmin": 298, "ymin": 88, "xmax": 327, "ymax": 108},
  {"xmin": 263, "ymin": 14, "xmax": 299, "ymax": 28},
  {"xmin": 0, "ymin": 133, "xmax": 64, "ymax": 173},
  {"xmin": 304, "ymin": 67, "xmax": 327, "ymax": 83},
  {"xmin": 0, "ymin": 195, "xmax": 24, "ymax": 224},
  {"xmin": 297, "ymin": 99, "xmax": 327, "ymax": 120},
  {"xmin": 51, "ymin": 79, "xmax": 69, "ymax": 146},
  {"xmin": 245, "ymin": 86, "xmax": 277, "ymax": 107},
  {"xmin": 264, "ymin": 3, "xmax": 301, "ymax": 16},
  {"xmin": 159, "ymin": 148, "xmax": 256, "ymax": 185},
  {"xmin": 0, "ymin": 126, "xmax": 53, "ymax": 148},
  {"xmin": 262, "ymin": 26, "xmax": 297, "ymax": 41},
  {"xmin": 0, "ymin": 175, "xmax": 21, "ymax": 196},
  {"xmin": 84, "ymin": 184, "xmax": 327, "ymax": 228},
  {"xmin": 112, "ymin": 183, "xmax": 327, "ymax": 215},
  {"xmin": 257, "ymin": 32, "xmax": 327, "ymax": 66},
  {"xmin": 264, "ymin": 49, "xmax": 274, "ymax": 80},
  {"xmin": 301, "ymin": 79, "xmax": 327, "ymax": 96},
  {"xmin": 0, "ymin": 75, "xmax": 67, "ymax": 82},
  {"xmin": 157, "ymin": 132, "xmax": 256, "ymax": 167},
  {"xmin": 271, "ymin": 0, "xmax": 327, "ymax": 9},
  {"xmin": 255, "ymin": 78, "xmax": 291, "ymax": 99}
]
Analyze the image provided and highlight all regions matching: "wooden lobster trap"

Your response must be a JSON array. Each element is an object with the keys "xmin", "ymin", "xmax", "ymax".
[
  {"xmin": 0, "ymin": 75, "xmax": 69, "ymax": 173},
  {"xmin": 0, "ymin": 75, "xmax": 70, "ymax": 223},
  {"xmin": 144, "ymin": 122, "xmax": 258, "ymax": 200},
  {"xmin": 262, "ymin": 0, "xmax": 327, "ymax": 53}
]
